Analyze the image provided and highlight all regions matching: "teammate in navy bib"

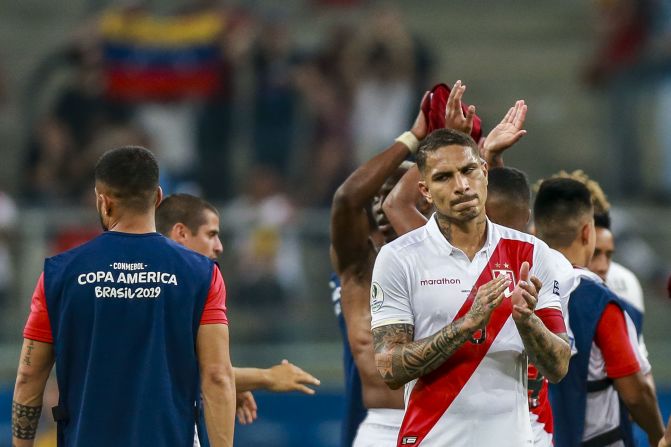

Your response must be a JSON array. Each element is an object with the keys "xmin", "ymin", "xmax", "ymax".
[
  {"xmin": 533, "ymin": 178, "xmax": 664, "ymax": 447},
  {"xmin": 12, "ymin": 146, "xmax": 236, "ymax": 447}
]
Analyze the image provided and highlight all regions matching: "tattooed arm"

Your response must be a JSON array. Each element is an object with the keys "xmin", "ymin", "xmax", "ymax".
[
  {"xmin": 515, "ymin": 316, "xmax": 570, "ymax": 383},
  {"xmin": 372, "ymin": 275, "xmax": 511, "ymax": 389},
  {"xmin": 12, "ymin": 338, "xmax": 55, "ymax": 447},
  {"xmin": 511, "ymin": 263, "xmax": 570, "ymax": 383}
]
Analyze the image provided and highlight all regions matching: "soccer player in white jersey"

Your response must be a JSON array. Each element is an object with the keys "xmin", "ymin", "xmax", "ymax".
[
  {"xmin": 384, "ymin": 163, "xmax": 575, "ymax": 447},
  {"xmin": 533, "ymin": 178, "xmax": 663, "ymax": 446},
  {"xmin": 371, "ymin": 128, "xmax": 571, "ymax": 447}
]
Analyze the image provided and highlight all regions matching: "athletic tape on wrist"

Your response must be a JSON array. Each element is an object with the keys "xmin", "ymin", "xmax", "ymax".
[{"xmin": 395, "ymin": 131, "xmax": 420, "ymax": 155}]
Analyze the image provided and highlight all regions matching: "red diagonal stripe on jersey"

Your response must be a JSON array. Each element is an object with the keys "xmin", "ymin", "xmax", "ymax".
[{"xmin": 397, "ymin": 238, "xmax": 534, "ymax": 447}]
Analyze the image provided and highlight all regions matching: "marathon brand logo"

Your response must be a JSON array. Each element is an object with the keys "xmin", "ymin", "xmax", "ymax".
[
  {"xmin": 419, "ymin": 278, "xmax": 461, "ymax": 286},
  {"xmin": 401, "ymin": 436, "xmax": 418, "ymax": 445}
]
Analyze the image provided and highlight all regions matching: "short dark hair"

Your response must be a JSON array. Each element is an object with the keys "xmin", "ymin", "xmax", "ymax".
[
  {"xmin": 94, "ymin": 146, "xmax": 159, "ymax": 211},
  {"xmin": 156, "ymin": 194, "xmax": 219, "ymax": 236},
  {"xmin": 416, "ymin": 128, "xmax": 479, "ymax": 173},
  {"xmin": 593, "ymin": 211, "xmax": 611, "ymax": 230},
  {"xmin": 488, "ymin": 167, "xmax": 530, "ymax": 207},
  {"xmin": 534, "ymin": 178, "xmax": 594, "ymax": 249}
]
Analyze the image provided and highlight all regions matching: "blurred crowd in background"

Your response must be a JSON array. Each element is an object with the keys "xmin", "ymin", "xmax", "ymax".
[
  {"xmin": 21, "ymin": 2, "xmax": 432, "ymax": 207},
  {"xmin": 0, "ymin": 0, "xmax": 671, "ymax": 364}
]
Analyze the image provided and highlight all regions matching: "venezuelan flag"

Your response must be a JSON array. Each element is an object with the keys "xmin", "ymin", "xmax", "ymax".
[{"xmin": 101, "ymin": 9, "xmax": 225, "ymax": 101}]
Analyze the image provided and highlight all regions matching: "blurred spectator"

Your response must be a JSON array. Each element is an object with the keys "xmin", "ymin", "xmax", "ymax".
[
  {"xmin": 0, "ymin": 189, "xmax": 17, "ymax": 310},
  {"xmin": 226, "ymin": 165, "xmax": 306, "ymax": 341},
  {"xmin": 648, "ymin": 0, "xmax": 671, "ymax": 199},
  {"xmin": 24, "ymin": 118, "xmax": 75, "ymax": 204},
  {"xmin": 196, "ymin": 7, "xmax": 253, "ymax": 200},
  {"xmin": 585, "ymin": 0, "xmax": 651, "ymax": 198},
  {"xmin": 344, "ymin": 7, "xmax": 420, "ymax": 164},
  {"xmin": 53, "ymin": 44, "xmax": 129, "ymax": 151},
  {"xmin": 292, "ymin": 25, "xmax": 355, "ymax": 206},
  {"xmin": 250, "ymin": 14, "xmax": 301, "ymax": 177}
]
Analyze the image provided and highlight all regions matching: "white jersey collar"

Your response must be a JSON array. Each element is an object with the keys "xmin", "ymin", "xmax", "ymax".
[
  {"xmin": 426, "ymin": 213, "xmax": 497, "ymax": 258},
  {"xmin": 573, "ymin": 266, "xmax": 604, "ymax": 284}
]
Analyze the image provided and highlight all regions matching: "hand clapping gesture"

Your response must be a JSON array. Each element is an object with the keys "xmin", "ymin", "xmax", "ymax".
[
  {"xmin": 482, "ymin": 100, "xmax": 528, "ymax": 166},
  {"xmin": 444, "ymin": 80, "xmax": 477, "ymax": 135},
  {"xmin": 511, "ymin": 261, "xmax": 542, "ymax": 323}
]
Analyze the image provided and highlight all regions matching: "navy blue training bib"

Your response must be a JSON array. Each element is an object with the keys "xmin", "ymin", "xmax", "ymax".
[{"xmin": 44, "ymin": 231, "xmax": 214, "ymax": 447}]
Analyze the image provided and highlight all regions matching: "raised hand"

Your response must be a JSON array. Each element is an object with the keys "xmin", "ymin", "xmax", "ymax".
[
  {"xmin": 511, "ymin": 261, "xmax": 542, "ymax": 323},
  {"xmin": 235, "ymin": 391, "xmax": 258, "ymax": 425},
  {"xmin": 465, "ymin": 274, "xmax": 511, "ymax": 329},
  {"xmin": 410, "ymin": 91, "xmax": 430, "ymax": 140},
  {"xmin": 482, "ymin": 100, "xmax": 528, "ymax": 162},
  {"xmin": 267, "ymin": 359, "xmax": 321, "ymax": 394},
  {"xmin": 444, "ymin": 80, "xmax": 476, "ymax": 135}
]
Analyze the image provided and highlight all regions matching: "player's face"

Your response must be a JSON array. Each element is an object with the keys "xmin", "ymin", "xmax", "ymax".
[
  {"xmin": 588, "ymin": 227, "xmax": 614, "ymax": 281},
  {"xmin": 419, "ymin": 145, "xmax": 487, "ymax": 223},
  {"xmin": 183, "ymin": 210, "xmax": 223, "ymax": 260}
]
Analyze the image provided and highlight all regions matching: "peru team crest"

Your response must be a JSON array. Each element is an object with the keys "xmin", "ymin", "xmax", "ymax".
[{"xmin": 492, "ymin": 268, "xmax": 515, "ymax": 297}]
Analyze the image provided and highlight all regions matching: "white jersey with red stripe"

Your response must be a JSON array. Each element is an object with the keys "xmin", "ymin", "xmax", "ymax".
[{"xmin": 370, "ymin": 216, "xmax": 574, "ymax": 447}]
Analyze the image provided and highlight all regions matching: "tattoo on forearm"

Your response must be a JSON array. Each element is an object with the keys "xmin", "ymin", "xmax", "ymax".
[
  {"xmin": 12, "ymin": 401, "xmax": 41, "ymax": 440},
  {"xmin": 373, "ymin": 320, "xmax": 473, "ymax": 388},
  {"xmin": 22, "ymin": 340, "xmax": 35, "ymax": 367},
  {"xmin": 517, "ymin": 315, "xmax": 569, "ymax": 382}
]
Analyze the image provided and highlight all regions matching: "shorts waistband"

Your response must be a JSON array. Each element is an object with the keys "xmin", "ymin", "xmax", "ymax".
[{"xmin": 364, "ymin": 408, "xmax": 405, "ymax": 428}]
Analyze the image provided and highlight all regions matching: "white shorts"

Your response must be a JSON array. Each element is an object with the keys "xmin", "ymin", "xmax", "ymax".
[
  {"xmin": 193, "ymin": 424, "xmax": 200, "ymax": 447},
  {"xmin": 353, "ymin": 408, "xmax": 404, "ymax": 447}
]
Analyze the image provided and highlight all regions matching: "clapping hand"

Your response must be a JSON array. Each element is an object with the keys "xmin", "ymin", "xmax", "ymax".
[
  {"xmin": 482, "ymin": 100, "xmax": 527, "ymax": 165},
  {"xmin": 444, "ymin": 80, "xmax": 477, "ymax": 135},
  {"xmin": 511, "ymin": 261, "xmax": 542, "ymax": 323}
]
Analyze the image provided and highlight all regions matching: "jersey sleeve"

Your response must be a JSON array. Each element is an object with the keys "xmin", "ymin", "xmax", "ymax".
[
  {"xmin": 594, "ymin": 303, "xmax": 641, "ymax": 378},
  {"xmin": 23, "ymin": 273, "xmax": 54, "ymax": 343},
  {"xmin": 200, "ymin": 266, "xmax": 228, "ymax": 325},
  {"xmin": 535, "ymin": 308, "xmax": 566, "ymax": 335},
  {"xmin": 532, "ymin": 242, "xmax": 575, "ymax": 313},
  {"xmin": 370, "ymin": 246, "xmax": 413, "ymax": 329}
]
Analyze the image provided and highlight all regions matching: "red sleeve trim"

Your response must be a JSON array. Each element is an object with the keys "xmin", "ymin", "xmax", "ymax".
[
  {"xmin": 23, "ymin": 273, "xmax": 54, "ymax": 344},
  {"xmin": 200, "ymin": 266, "xmax": 228, "ymax": 325},
  {"xmin": 536, "ymin": 308, "xmax": 566, "ymax": 335},
  {"xmin": 595, "ymin": 303, "xmax": 640, "ymax": 378}
]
